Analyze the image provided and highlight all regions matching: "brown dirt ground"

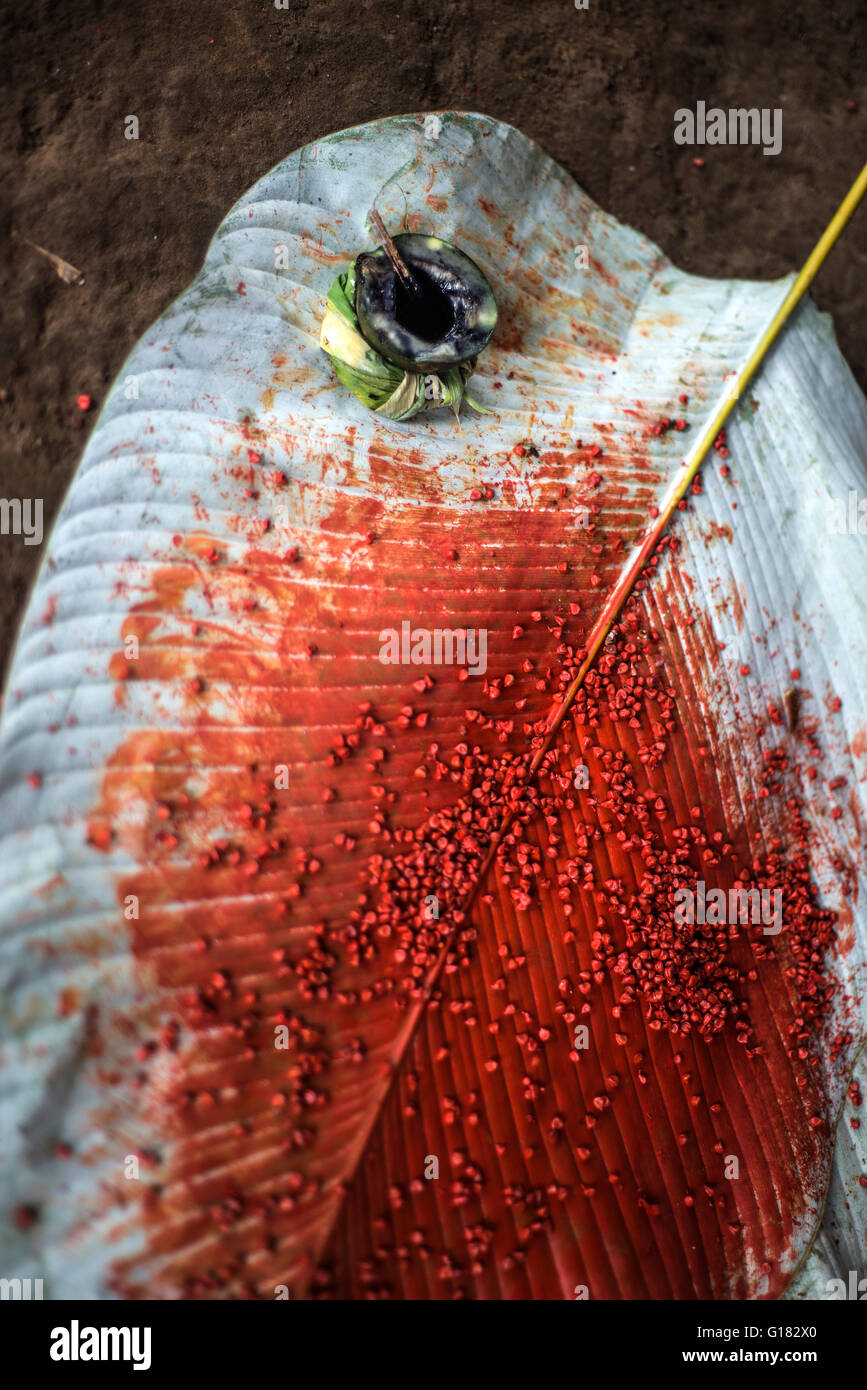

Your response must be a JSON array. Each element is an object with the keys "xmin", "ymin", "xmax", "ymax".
[{"xmin": 1, "ymin": 0, "xmax": 865, "ymax": 682}]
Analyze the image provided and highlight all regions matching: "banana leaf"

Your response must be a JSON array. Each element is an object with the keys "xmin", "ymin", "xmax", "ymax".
[{"xmin": 0, "ymin": 112, "xmax": 864, "ymax": 1301}]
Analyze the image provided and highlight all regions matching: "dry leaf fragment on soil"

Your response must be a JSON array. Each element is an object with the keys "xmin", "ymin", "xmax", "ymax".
[{"xmin": 23, "ymin": 238, "xmax": 85, "ymax": 286}]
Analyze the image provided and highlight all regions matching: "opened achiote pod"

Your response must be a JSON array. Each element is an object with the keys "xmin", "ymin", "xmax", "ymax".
[{"xmin": 320, "ymin": 210, "xmax": 498, "ymax": 421}]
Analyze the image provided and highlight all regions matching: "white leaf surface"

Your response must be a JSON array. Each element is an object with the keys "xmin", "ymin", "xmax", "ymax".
[{"xmin": 0, "ymin": 113, "xmax": 864, "ymax": 1299}]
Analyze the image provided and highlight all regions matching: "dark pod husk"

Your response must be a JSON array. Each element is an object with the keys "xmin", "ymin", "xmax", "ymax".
[{"xmin": 354, "ymin": 233, "xmax": 498, "ymax": 373}]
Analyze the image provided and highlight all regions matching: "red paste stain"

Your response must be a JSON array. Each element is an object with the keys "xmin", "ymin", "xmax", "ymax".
[{"xmin": 81, "ymin": 413, "xmax": 859, "ymax": 1301}]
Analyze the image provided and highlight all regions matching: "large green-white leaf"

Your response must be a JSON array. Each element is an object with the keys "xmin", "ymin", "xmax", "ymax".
[{"xmin": 0, "ymin": 112, "xmax": 864, "ymax": 1300}]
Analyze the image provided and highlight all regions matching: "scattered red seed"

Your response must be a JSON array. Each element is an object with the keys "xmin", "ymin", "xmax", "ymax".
[{"xmin": 96, "ymin": 467, "xmax": 849, "ymax": 1299}]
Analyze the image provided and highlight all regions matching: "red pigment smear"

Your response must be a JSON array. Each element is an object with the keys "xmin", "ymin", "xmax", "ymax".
[
  {"xmin": 85, "ymin": 422, "xmax": 857, "ymax": 1301},
  {"xmin": 316, "ymin": 587, "xmax": 843, "ymax": 1298}
]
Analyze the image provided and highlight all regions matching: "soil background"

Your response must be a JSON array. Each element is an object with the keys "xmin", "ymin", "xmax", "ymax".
[{"xmin": 1, "ymin": 0, "xmax": 865, "ymax": 681}]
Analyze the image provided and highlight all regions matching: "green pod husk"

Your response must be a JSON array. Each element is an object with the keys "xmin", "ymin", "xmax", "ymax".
[{"xmin": 320, "ymin": 263, "xmax": 490, "ymax": 421}]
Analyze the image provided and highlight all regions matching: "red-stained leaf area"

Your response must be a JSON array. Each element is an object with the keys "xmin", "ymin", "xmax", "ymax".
[
  {"xmin": 1, "ymin": 115, "xmax": 863, "ymax": 1301},
  {"xmin": 319, "ymin": 601, "xmax": 839, "ymax": 1300},
  {"xmin": 89, "ymin": 438, "xmax": 843, "ymax": 1300}
]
